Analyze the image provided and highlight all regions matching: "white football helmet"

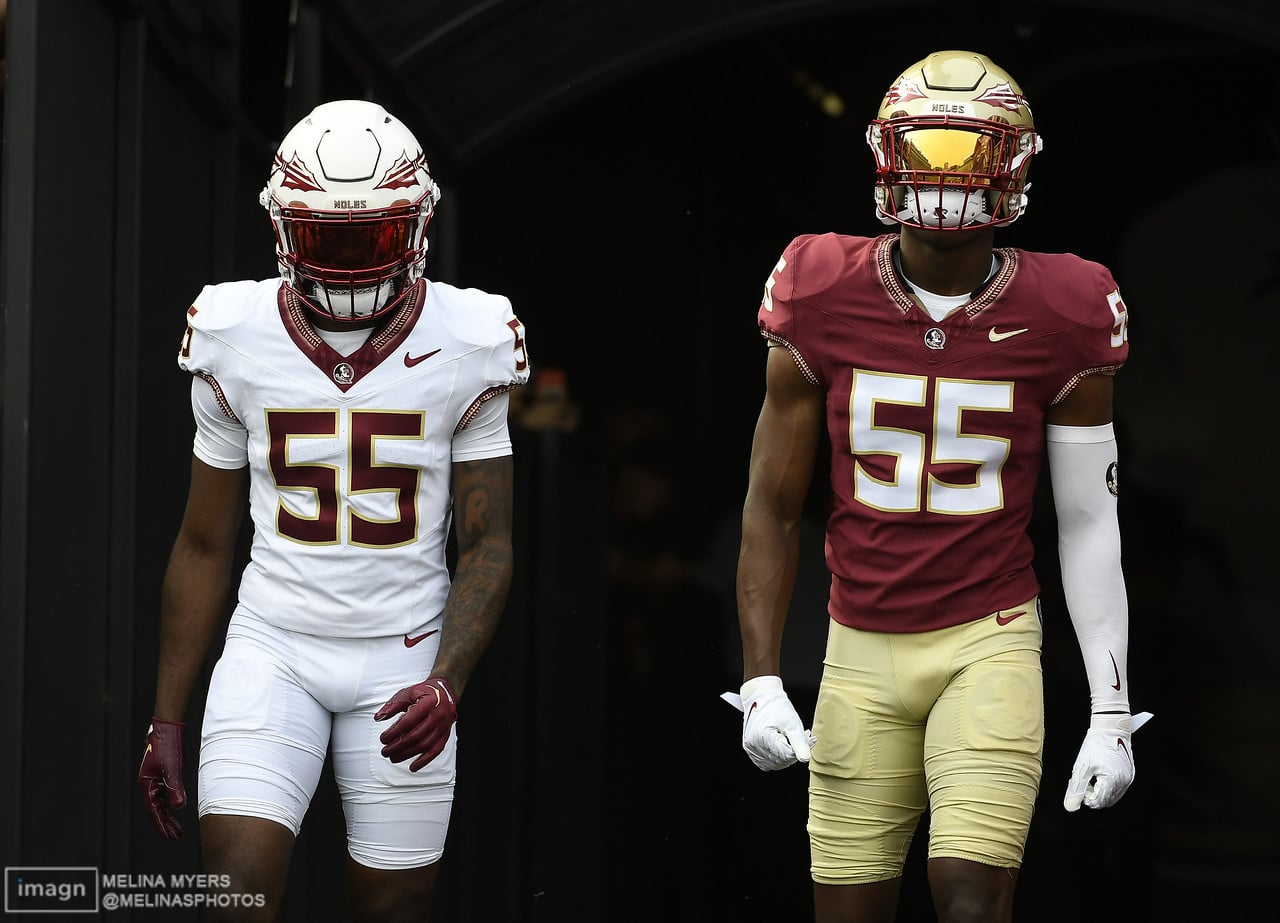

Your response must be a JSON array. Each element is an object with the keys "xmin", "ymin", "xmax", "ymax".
[
  {"xmin": 260, "ymin": 99, "xmax": 441, "ymax": 323},
  {"xmin": 867, "ymin": 50, "xmax": 1043, "ymax": 231}
]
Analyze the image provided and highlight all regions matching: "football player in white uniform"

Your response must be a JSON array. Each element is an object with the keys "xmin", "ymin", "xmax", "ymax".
[{"xmin": 137, "ymin": 99, "xmax": 530, "ymax": 922}]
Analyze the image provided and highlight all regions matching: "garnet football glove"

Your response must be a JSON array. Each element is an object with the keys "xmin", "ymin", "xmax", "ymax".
[
  {"xmin": 737, "ymin": 675, "xmax": 815, "ymax": 771},
  {"xmin": 138, "ymin": 718, "xmax": 186, "ymax": 839},
  {"xmin": 1063, "ymin": 711, "xmax": 1152, "ymax": 811},
  {"xmin": 374, "ymin": 677, "xmax": 458, "ymax": 772}
]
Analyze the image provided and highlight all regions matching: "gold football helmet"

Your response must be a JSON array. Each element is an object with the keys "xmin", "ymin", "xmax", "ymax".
[{"xmin": 867, "ymin": 50, "xmax": 1042, "ymax": 230}]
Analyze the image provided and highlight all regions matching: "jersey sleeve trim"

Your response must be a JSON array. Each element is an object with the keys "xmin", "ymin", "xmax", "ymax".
[
  {"xmin": 455, "ymin": 384, "xmax": 519, "ymax": 435},
  {"xmin": 760, "ymin": 333, "xmax": 822, "ymax": 387},
  {"xmin": 1050, "ymin": 365, "xmax": 1122, "ymax": 406},
  {"xmin": 191, "ymin": 375, "xmax": 248, "ymax": 469},
  {"xmin": 452, "ymin": 390, "xmax": 514, "ymax": 462},
  {"xmin": 196, "ymin": 371, "xmax": 242, "ymax": 425}
]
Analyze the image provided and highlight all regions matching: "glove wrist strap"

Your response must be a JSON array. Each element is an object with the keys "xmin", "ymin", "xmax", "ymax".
[
  {"xmin": 740, "ymin": 675, "xmax": 784, "ymax": 699},
  {"xmin": 1087, "ymin": 712, "xmax": 1132, "ymax": 732}
]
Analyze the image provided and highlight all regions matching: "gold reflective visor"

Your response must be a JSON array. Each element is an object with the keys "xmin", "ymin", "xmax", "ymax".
[{"xmin": 895, "ymin": 126, "xmax": 1005, "ymax": 177}]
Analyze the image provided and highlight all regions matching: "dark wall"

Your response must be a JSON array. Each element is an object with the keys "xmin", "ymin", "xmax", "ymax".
[
  {"xmin": 9, "ymin": 0, "xmax": 122, "ymax": 869},
  {"xmin": 2, "ymin": 0, "xmax": 258, "ymax": 902},
  {"xmin": 2, "ymin": 2, "xmax": 1277, "ymax": 922}
]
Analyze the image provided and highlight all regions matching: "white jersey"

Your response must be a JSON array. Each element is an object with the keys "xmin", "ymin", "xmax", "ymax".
[{"xmin": 178, "ymin": 278, "xmax": 530, "ymax": 638}]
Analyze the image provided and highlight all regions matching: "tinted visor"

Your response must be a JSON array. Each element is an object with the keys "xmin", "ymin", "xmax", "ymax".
[{"xmin": 282, "ymin": 210, "xmax": 421, "ymax": 270}]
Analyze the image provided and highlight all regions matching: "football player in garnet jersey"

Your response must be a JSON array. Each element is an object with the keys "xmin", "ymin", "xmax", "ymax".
[
  {"xmin": 734, "ymin": 50, "xmax": 1148, "ymax": 922},
  {"xmin": 137, "ymin": 100, "xmax": 530, "ymax": 922}
]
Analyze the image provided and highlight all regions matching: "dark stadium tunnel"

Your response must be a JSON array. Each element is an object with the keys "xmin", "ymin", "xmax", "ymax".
[{"xmin": 3, "ymin": 1, "xmax": 1278, "ymax": 921}]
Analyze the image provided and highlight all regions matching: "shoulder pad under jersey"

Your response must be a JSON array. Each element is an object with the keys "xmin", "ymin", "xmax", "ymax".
[
  {"xmin": 185, "ymin": 279, "xmax": 280, "ymax": 332},
  {"xmin": 427, "ymin": 280, "xmax": 531, "ymax": 388},
  {"xmin": 1021, "ymin": 252, "xmax": 1129, "ymax": 370},
  {"xmin": 758, "ymin": 234, "xmax": 877, "ymax": 385}
]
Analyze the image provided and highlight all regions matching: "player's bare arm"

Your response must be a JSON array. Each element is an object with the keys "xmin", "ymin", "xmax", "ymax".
[
  {"xmin": 153, "ymin": 457, "xmax": 248, "ymax": 721},
  {"xmin": 375, "ymin": 454, "xmax": 514, "ymax": 772},
  {"xmin": 431, "ymin": 454, "xmax": 515, "ymax": 697},
  {"xmin": 735, "ymin": 345, "xmax": 825, "ymax": 771},
  {"xmin": 140, "ymin": 457, "xmax": 246, "ymax": 838},
  {"xmin": 738, "ymin": 345, "xmax": 825, "ymax": 679}
]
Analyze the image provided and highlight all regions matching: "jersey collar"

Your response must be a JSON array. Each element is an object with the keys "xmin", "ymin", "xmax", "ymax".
[{"xmin": 278, "ymin": 279, "xmax": 427, "ymax": 392}]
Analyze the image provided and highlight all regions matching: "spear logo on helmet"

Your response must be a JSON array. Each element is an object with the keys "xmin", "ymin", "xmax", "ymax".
[
  {"xmin": 376, "ymin": 151, "xmax": 428, "ymax": 191},
  {"xmin": 275, "ymin": 153, "xmax": 325, "ymax": 193},
  {"xmin": 975, "ymin": 82, "xmax": 1029, "ymax": 113},
  {"xmin": 885, "ymin": 76, "xmax": 928, "ymax": 107}
]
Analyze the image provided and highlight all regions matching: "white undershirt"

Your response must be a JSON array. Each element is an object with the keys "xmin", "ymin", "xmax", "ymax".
[
  {"xmin": 910, "ymin": 287, "xmax": 972, "ymax": 322},
  {"xmin": 314, "ymin": 325, "xmax": 374, "ymax": 355},
  {"xmin": 901, "ymin": 255, "xmax": 1000, "ymax": 322}
]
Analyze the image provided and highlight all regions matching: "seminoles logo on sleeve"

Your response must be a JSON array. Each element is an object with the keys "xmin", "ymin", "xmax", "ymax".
[
  {"xmin": 274, "ymin": 154, "xmax": 325, "ymax": 193},
  {"xmin": 375, "ymin": 151, "xmax": 426, "ymax": 191}
]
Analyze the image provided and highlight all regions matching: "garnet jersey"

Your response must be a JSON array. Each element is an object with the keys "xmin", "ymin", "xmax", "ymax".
[
  {"xmin": 179, "ymin": 278, "xmax": 530, "ymax": 638},
  {"xmin": 760, "ymin": 233, "xmax": 1129, "ymax": 632}
]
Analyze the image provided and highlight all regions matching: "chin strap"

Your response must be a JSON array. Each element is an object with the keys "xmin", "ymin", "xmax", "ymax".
[{"xmin": 894, "ymin": 186, "xmax": 990, "ymax": 229}]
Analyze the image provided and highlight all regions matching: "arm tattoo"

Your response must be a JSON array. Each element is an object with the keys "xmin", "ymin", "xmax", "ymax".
[{"xmin": 432, "ymin": 456, "xmax": 514, "ymax": 697}]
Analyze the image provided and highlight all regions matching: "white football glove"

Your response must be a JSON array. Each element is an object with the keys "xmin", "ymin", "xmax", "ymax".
[
  {"xmin": 737, "ymin": 675, "xmax": 814, "ymax": 771},
  {"xmin": 1063, "ymin": 711, "xmax": 1152, "ymax": 811}
]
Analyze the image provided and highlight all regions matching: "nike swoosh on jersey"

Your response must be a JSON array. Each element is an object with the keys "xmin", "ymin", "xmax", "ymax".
[
  {"xmin": 995, "ymin": 610, "xmax": 1026, "ymax": 626},
  {"xmin": 404, "ymin": 629, "xmax": 440, "ymax": 647},
  {"xmin": 404, "ymin": 348, "xmax": 442, "ymax": 367},
  {"xmin": 988, "ymin": 326, "xmax": 1030, "ymax": 342},
  {"xmin": 1109, "ymin": 651, "xmax": 1122, "ymax": 690}
]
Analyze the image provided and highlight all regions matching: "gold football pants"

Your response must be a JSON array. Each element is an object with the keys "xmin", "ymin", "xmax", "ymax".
[{"xmin": 808, "ymin": 599, "xmax": 1043, "ymax": 884}]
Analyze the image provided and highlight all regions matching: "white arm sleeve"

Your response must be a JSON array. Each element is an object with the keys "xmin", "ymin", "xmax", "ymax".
[
  {"xmin": 191, "ymin": 375, "xmax": 249, "ymax": 469},
  {"xmin": 452, "ymin": 391, "xmax": 513, "ymax": 462},
  {"xmin": 1046, "ymin": 422, "xmax": 1129, "ymax": 715}
]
